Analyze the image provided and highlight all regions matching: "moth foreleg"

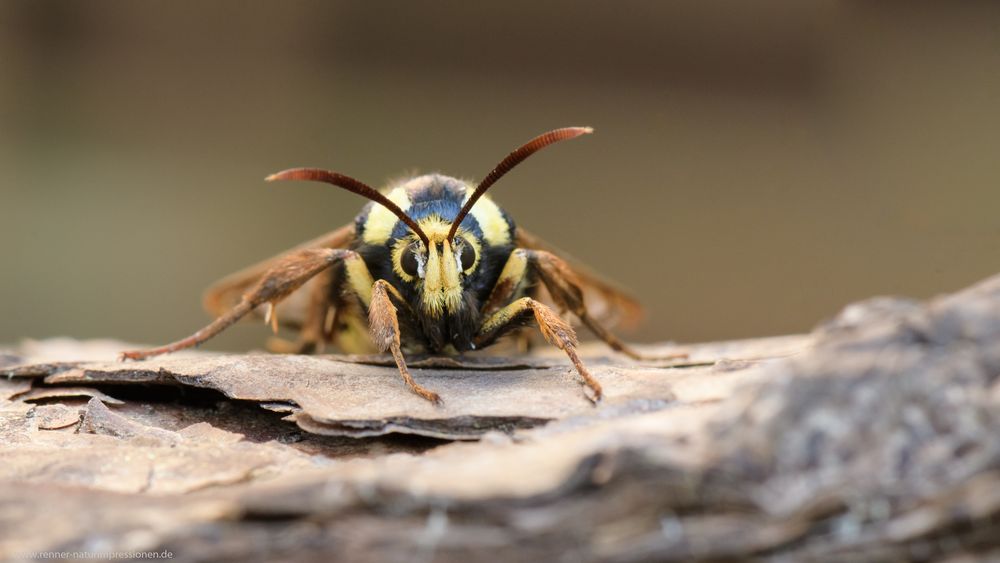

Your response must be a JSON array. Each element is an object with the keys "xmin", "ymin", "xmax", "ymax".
[
  {"xmin": 121, "ymin": 249, "xmax": 353, "ymax": 360},
  {"xmin": 368, "ymin": 279, "xmax": 442, "ymax": 405}
]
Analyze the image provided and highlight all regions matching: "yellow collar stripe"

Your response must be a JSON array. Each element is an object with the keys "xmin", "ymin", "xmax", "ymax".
[
  {"xmin": 362, "ymin": 187, "xmax": 412, "ymax": 244},
  {"xmin": 466, "ymin": 195, "xmax": 511, "ymax": 246}
]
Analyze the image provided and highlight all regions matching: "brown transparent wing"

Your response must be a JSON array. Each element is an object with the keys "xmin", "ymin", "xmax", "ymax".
[
  {"xmin": 202, "ymin": 224, "xmax": 355, "ymax": 328},
  {"xmin": 515, "ymin": 227, "xmax": 643, "ymax": 330}
]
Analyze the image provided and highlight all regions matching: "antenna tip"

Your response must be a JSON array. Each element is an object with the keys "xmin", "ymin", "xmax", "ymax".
[{"xmin": 265, "ymin": 169, "xmax": 296, "ymax": 182}]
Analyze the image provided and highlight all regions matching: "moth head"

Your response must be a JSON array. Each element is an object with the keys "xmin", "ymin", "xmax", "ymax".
[{"xmin": 392, "ymin": 219, "xmax": 482, "ymax": 316}]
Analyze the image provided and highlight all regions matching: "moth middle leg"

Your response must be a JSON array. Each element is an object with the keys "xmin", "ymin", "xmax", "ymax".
[
  {"xmin": 476, "ymin": 296, "xmax": 602, "ymax": 402},
  {"xmin": 526, "ymin": 249, "xmax": 686, "ymax": 361}
]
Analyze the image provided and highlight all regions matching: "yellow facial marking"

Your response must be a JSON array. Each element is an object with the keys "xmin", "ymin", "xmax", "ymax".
[
  {"xmin": 362, "ymin": 187, "xmax": 411, "ymax": 244},
  {"xmin": 402, "ymin": 216, "xmax": 466, "ymax": 317},
  {"xmin": 418, "ymin": 216, "xmax": 452, "ymax": 241},
  {"xmin": 423, "ymin": 237, "xmax": 441, "ymax": 292},
  {"xmin": 391, "ymin": 238, "xmax": 417, "ymax": 283}
]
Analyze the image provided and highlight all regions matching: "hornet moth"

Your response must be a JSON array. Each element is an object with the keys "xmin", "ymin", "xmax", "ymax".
[{"xmin": 122, "ymin": 127, "xmax": 674, "ymax": 405}]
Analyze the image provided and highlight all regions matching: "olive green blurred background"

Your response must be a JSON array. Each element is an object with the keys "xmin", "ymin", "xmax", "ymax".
[{"xmin": 2, "ymin": 2, "xmax": 998, "ymax": 351}]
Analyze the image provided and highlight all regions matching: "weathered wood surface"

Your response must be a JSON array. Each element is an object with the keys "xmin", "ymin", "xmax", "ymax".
[{"xmin": 2, "ymin": 275, "xmax": 1000, "ymax": 561}]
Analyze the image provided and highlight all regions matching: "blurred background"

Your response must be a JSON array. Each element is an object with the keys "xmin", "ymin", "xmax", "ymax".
[{"xmin": 1, "ymin": 1, "xmax": 998, "ymax": 351}]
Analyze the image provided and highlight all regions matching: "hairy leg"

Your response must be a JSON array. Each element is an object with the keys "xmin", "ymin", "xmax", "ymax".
[
  {"xmin": 369, "ymin": 279, "xmax": 442, "ymax": 405},
  {"xmin": 292, "ymin": 269, "xmax": 334, "ymax": 354},
  {"xmin": 122, "ymin": 249, "xmax": 353, "ymax": 360},
  {"xmin": 477, "ymin": 297, "xmax": 602, "ymax": 403},
  {"xmin": 528, "ymin": 250, "xmax": 687, "ymax": 361}
]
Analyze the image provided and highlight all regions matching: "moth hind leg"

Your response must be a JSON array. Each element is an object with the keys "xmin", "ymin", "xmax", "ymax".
[{"xmin": 261, "ymin": 268, "xmax": 337, "ymax": 355}]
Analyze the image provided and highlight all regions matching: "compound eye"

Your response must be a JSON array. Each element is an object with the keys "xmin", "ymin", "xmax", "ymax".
[
  {"xmin": 401, "ymin": 248, "xmax": 420, "ymax": 278},
  {"xmin": 459, "ymin": 243, "xmax": 476, "ymax": 271}
]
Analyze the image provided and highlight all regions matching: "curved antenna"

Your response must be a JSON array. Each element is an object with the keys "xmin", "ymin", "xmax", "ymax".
[
  {"xmin": 266, "ymin": 168, "xmax": 430, "ymax": 247},
  {"xmin": 447, "ymin": 126, "xmax": 593, "ymax": 241}
]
